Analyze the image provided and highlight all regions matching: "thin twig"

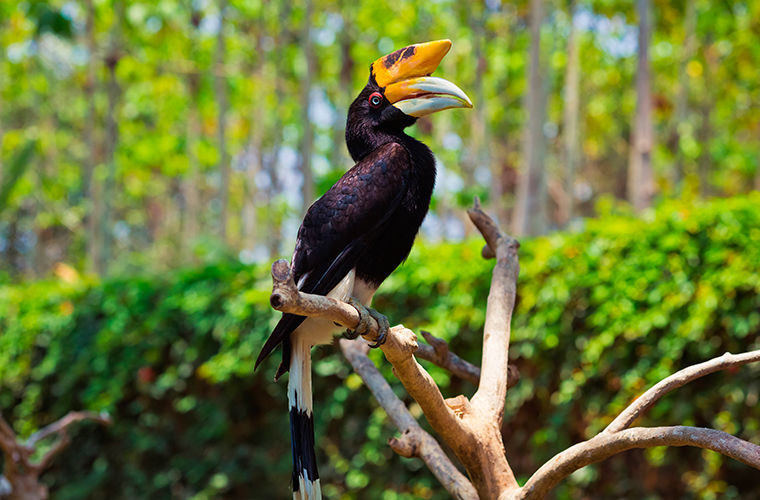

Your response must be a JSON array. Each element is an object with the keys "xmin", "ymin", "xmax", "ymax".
[
  {"xmin": 27, "ymin": 411, "xmax": 111, "ymax": 447},
  {"xmin": 604, "ymin": 350, "xmax": 760, "ymax": 433},
  {"xmin": 415, "ymin": 331, "xmax": 519, "ymax": 389}
]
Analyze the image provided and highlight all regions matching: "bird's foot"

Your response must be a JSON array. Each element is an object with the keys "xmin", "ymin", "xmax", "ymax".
[
  {"xmin": 367, "ymin": 309, "xmax": 389, "ymax": 348},
  {"xmin": 342, "ymin": 298, "xmax": 389, "ymax": 348},
  {"xmin": 343, "ymin": 297, "xmax": 369, "ymax": 340}
]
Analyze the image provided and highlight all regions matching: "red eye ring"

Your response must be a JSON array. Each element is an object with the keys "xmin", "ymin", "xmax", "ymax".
[{"xmin": 368, "ymin": 92, "xmax": 383, "ymax": 108}]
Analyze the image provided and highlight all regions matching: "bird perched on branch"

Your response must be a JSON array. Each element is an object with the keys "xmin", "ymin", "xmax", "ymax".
[{"xmin": 255, "ymin": 39, "xmax": 471, "ymax": 500}]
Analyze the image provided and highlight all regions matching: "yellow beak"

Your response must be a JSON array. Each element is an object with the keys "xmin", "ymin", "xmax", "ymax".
[{"xmin": 371, "ymin": 40, "xmax": 473, "ymax": 118}]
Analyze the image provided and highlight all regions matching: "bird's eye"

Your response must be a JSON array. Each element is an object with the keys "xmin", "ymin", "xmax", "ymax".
[{"xmin": 368, "ymin": 92, "xmax": 383, "ymax": 108}]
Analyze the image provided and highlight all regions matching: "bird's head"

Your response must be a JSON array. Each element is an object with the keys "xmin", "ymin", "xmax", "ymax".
[{"xmin": 346, "ymin": 40, "xmax": 472, "ymax": 160}]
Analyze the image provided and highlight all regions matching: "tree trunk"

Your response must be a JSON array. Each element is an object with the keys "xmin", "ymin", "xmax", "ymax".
[
  {"xmin": 562, "ymin": 0, "xmax": 581, "ymax": 225},
  {"xmin": 298, "ymin": 0, "xmax": 316, "ymax": 214},
  {"xmin": 670, "ymin": 0, "xmax": 696, "ymax": 191},
  {"xmin": 182, "ymin": 6, "xmax": 202, "ymax": 257},
  {"xmin": 465, "ymin": 4, "xmax": 499, "ymax": 226},
  {"xmin": 330, "ymin": 2, "xmax": 353, "ymax": 171},
  {"xmin": 263, "ymin": 1, "xmax": 290, "ymax": 258},
  {"xmin": 698, "ymin": 45, "xmax": 714, "ymax": 198},
  {"xmin": 83, "ymin": 0, "xmax": 100, "ymax": 274},
  {"xmin": 99, "ymin": 1, "xmax": 123, "ymax": 275},
  {"xmin": 215, "ymin": 0, "xmax": 230, "ymax": 243},
  {"xmin": 627, "ymin": 0, "xmax": 655, "ymax": 211},
  {"xmin": 512, "ymin": 0, "xmax": 548, "ymax": 236},
  {"xmin": 243, "ymin": 33, "xmax": 265, "ymax": 251},
  {"xmin": 2, "ymin": 464, "xmax": 46, "ymax": 500}
]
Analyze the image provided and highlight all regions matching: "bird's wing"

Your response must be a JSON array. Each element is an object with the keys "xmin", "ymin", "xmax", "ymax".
[{"xmin": 255, "ymin": 143, "xmax": 410, "ymax": 370}]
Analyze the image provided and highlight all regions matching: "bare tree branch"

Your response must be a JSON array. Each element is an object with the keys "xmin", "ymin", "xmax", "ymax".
[
  {"xmin": 27, "ymin": 411, "xmax": 111, "ymax": 447},
  {"xmin": 0, "ymin": 412, "xmax": 33, "ymax": 469},
  {"xmin": 467, "ymin": 199, "xmax": 520, "ymax": 422},
  {"xmin": 340, "ymin": 339, "xmax": 478, "ymax": 500},
  {"xmin": 270, "ymin": 201, "xmax": 760, "ymax": 499},
  {"xmin": 34, "ymin": 434, "xmax": 72, "ymax": 473},
  {"xmin": 415, "ymin": 332, "xmax": 480, "ymax": 385},
  {"xmin": 0, "ymin": 410, "xmax": 111, "ymax": 499},
  {"xmin": 270, "ymin": 259, "xmax": 384, "ymax": 344},
  {"xmin": 270, "ymin": 200, "xmax": 523, "ymax": 498},
  {"xmin": 604, "ymin": 350, "xmax": 760, "ymax": 433},
  {"xmin": 516, "ymin": 426, "xmax": 760, "ymax": 499},
  {"xmin": 415, "ymin": 331, "xmax": 519, "ymax": 389}
]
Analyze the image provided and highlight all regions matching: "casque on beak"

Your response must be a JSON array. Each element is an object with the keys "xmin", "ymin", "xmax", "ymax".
[{"xmin": 371, "ymin": 39, "xmax": 473, "ymax": 118}]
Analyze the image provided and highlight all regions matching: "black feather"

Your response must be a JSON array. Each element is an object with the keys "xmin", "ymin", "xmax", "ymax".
[{"xmin": 255, "ymin": 143, "xmax": 412, "ymax": 372}]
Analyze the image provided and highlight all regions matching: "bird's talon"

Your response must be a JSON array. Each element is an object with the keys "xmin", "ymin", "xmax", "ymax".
[
  {"xmin": 345, "ymin": 297, "xmax": 370, "ymax": 340},
  {"xmin": 342, "ymin": 328, "xmax": 359, "ymax": 340},
  {"xmin": 367, "ymin": 310, "xmax": 390, "ymax": 348}
]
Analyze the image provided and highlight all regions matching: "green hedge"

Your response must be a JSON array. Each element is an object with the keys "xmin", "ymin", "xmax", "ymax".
[{"xmin": 1, "ymin": 194, "xmax": 759, "ymax": 499}]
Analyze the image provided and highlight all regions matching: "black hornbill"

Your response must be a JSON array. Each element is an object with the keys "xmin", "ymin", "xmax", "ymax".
[{"xmin": 255, "ymin": 40, "xmax": 471, "ymax": 499}]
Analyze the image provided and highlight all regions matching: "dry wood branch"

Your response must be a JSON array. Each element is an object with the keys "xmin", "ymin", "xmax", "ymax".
[
  {"xmin": 27, "ymin": 411, "xmax": 111, "ymax": 447},
  {"xmin": 272, "ymin": 199, "xmax": 760, "ymax": 498},
  {"xmin": 415, "ymin": 331, "xmax": 519, "ymax": 388},
  {"xmin": 604, "ymin": 350, "xmax": 760, "ymax": 433},
  {"xmin": 467, "ymin": 199, "xmax": 520, "ymax": 422},
  {"xmin": 516, "ymin": 426, "xmax": 760, "ymax": 499},
  {"xmin": 269, "ymin": 201, "xmax": 522, "ymax": 499},
  {"xmin": 512, "ymin": 350, "xmax": 760, "ymax": 497},
  {"xmin": 340, "ymin": 339, "xmax": 478, "ymax": 500},
  {"xmin": 271, "ymin": 261, "xmax": 461, "ymax": 431},
  {"xmin": 416, "ymin": 331, "xmax": 479, "ymax": 385},
  {"xmin": 0, "ymin": 413, "xmax": 33, "ymax": 471},
  {"xmin": 0, "ymin": 410, "xmax": 111, "ymax": 499},
  {"xmin": 270, "ymin": 259, "xmax": 385, "ymax": 344}
]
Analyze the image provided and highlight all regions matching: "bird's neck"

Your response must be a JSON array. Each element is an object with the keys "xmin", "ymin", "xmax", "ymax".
[
  {"xmin": 347, "ymin": 128, "xmax": 435, "ymax": 181},
  {"xmin": 347, "ymin": 126, "xmax": 436, "ymax": 213}
]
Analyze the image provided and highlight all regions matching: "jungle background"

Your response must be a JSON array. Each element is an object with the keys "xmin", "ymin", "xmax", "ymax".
[{"xmin": 1, "ymin": 0, "xmax": 759, "ymax": 498}]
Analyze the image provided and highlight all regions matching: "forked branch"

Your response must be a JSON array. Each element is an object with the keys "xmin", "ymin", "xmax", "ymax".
[
  {"xmin": 270, "ymin": 200, "xmax": 760, "ymax": 499},
  {"xmin": 415, "ymin": 330, "xmax": 519, "ymax": 388},
  {"xmin": 516, "ymin": 348, "xmax": 760, "ymax": 498},
  {"xmin": 604, "ymin": 350, "xmax": 760, "ymax": 433},
  {"xmin": 340, "ymin": 339, "xmax": 478, "ymax": 499},
  {"xmin": 0, "ymin": 410, "xmax": 111, "ymax": 499},
  {"xmin": 270, "ymin": 199, "xmax": 522, "ymax": 499}
]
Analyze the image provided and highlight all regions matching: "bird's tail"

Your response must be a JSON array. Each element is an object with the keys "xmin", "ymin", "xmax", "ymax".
[{"xmin": 288, "ymin": 335, "xmax": 321, "ymax": 500}]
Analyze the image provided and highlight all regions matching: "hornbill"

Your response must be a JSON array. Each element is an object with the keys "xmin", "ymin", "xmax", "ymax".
[{"xmin": 255, "ymin": 40, "xmax": 471, "ymax": 499}]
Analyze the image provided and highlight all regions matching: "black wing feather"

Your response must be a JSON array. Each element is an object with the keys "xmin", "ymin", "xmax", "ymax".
[{"xmin": 255, "ymin": 143, "xmax": 410, "ymax": 371}]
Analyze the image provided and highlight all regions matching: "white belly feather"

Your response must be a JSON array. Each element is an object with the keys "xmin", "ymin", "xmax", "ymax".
[{"xmin": 292, "ymin": 268, "xmax": 377, "ymax": 348}]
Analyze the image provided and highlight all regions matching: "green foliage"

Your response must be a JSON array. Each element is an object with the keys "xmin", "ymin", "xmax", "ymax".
[{"xmin": 1, "ymin": 194, "xmax": 759, "ymax": 498}]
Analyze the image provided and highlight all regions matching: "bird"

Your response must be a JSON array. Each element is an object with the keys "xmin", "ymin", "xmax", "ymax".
[{"xmin": 255, "ymin": 39, "xmax": 471, "ymax": 500}]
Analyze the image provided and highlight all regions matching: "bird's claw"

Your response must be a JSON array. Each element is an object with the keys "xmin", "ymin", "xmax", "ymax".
[
  {"xmin": 342, "ymin": 298, "xmax": 389, "ymax": 348},
  {"xmin": 367, "ymin": 309, "xmax": 389, "ymax": 348},
  {"xmin": 343, "ymin": 298, "xmax": 369, "ymax": 340}
]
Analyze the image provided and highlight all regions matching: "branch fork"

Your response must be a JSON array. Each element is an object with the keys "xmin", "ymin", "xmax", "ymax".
[
  {"xmin": 270, "ymin": 198, "xmax": 760, "ymax": 499},
  {"xmin": 0, "ymin": 411, "xmax": 111, "ymax": 499}
]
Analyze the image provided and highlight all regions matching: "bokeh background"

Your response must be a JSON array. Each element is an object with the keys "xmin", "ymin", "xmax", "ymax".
[{"xmin": 1, "ymin": 0, "xmax": 759, "ymax": 498}]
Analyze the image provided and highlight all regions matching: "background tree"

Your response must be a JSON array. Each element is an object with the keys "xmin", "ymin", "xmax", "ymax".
[
  {"xmin": 627, "ymin": 0, "xmax": 655, "ymax": 211},
  {"xmin": 512, "ymin": 0, "xmax": 549, "ymax": 236}
]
